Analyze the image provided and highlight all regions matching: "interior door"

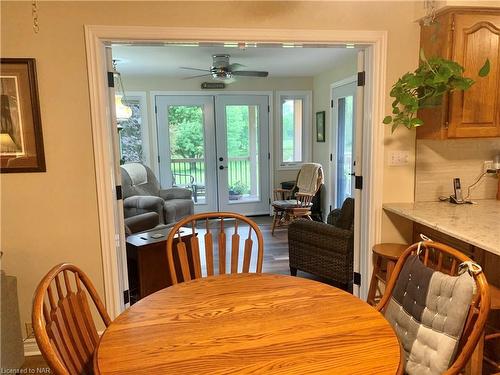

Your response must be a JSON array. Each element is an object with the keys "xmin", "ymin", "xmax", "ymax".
[
  {"xmin": 331, "ymin": 81, "xmax": 357, "ymax": 209},
  {"xmin": 106, "ymin": 47, "xmax": 129, "ymax": 312},
  {"xmin": 215, "ymin": 95, "xmax": 270, "ymax": 215},
  {"xmin": 156, "ymin": 95, "xmax": 217, "ymax": 213},
  {"xmin": 352, "ymin": 51, "xmax": 365, "ymax": 298}
]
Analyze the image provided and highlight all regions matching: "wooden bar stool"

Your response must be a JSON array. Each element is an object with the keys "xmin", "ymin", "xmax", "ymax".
[
  {"xmin": 483, "ymin": 284, "xmax": 500, "ymax": 373},
  {"xmin": 367, "ymin": 243, "xmax": 408, "ymax": 306}
]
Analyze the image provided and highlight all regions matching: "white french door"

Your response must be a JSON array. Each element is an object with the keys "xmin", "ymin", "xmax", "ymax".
[
  {"xmin": 331, "ymin": 81, "xmax": 357, "ymax": 209},
  {"xmin": 215, "ymin": 95, "xmax": 270, "ymax": 215},
  {"xmin": 155, "ymin": 94, "xmax": 270, "ymax": 216}
]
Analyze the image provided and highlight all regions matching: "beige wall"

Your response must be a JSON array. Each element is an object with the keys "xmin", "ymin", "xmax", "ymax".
[
  {"xmin": 311, "ymin": 54, "xmax": 358, "ymax": 216},
  {"xmin": 415, "ymin": 139, "xmax": 500, "ymax": 202},
  {"xmin": 1, "ymin": 1, "xmax": 420, "ymax": 335},
  {"xmin": 122, "ymin": 74, "xmax": 313, "ymax": 186}
]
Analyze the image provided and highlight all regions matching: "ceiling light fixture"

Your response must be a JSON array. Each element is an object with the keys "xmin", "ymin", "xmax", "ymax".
[{"xmin": 112, "ymin": 60, "xmax": 132, "ymax": 122}]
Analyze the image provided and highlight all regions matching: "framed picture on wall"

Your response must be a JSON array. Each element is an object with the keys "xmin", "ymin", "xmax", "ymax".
[
  {"xmin": 316, "ymin": 111, "xmax": 325, "ymax": 142},
  {"xmin": 0, "ymin": 58, "xmax": 46, "ymax": 173}
]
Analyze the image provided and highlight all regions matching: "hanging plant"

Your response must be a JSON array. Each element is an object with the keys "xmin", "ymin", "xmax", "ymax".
[{"xmin": 383, "ymin": 50, "xmax": 490, "ymax": 132}]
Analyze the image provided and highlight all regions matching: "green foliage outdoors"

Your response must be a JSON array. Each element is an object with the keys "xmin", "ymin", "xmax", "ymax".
[
  {"xmin": 119, "ymin": 102, "xmax": 143, "ymax": 164},
  {"xmin": 282, "ymin": 100, "xmax": 295, "ymax": 162},
  {"xmin": 383, "ymin": 50, "xmax": 490, "ymax": 132},
  {"xmin": 168, "ymin": 105, "xmax": 254, "ymax": 192}
]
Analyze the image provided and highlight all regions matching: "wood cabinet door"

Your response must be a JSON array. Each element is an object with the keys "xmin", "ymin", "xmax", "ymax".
[{"xmin": 449, "ymin": 13, "xmax": 500, "ymax": 138}]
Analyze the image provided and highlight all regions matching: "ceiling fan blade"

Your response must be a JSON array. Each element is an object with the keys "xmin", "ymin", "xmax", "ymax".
[
  {"xmin": 179, "ymin": 67, "xmax": 211, "ymax": 72},
  {"xmin": 232, "ymin": 71, "xmax": 269, "ymax": 77},
  {"xmin": 229, "ymin": 63, "xmax": 245, "ymax": 71},
  {"xmin": 182, "ymin": 74, "xmax": 212, "ymax": 80}
]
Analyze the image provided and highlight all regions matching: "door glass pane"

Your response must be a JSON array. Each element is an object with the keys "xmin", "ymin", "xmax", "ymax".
[
  {"xmin": 118, "ymin": 98, "xmax": 143, "ymax": 163},
  {"xmin": 167, "ymin": 105, "xmax": 206, "ymax": 204},
  {"xmin": 281, "ymin": 98, "xmax": 303, "ymax": 163},
  {"xmin": 225, "ymin": 105, "xmax": 260, "ymax": 203},
  {"xmin": 336, "ymin": 96, "xmax": 354, "ymax": 207}
]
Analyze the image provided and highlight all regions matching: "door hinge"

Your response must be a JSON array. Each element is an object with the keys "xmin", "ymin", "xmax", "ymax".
[
  {"xmin": 158, "ymin": 155, "xmax": 160, "ymax": 163},
  {"xmin": 357, "ymin": 71, "xmax": 366, "ymax": 87},
  {"xmin": 268, "ymin": 152, "xmax": 271, "ymax": 160},
  {"xmin": 353, "ymin": 272, "xmax": 361, "ymax": 286},
  {"xmin": 116, "ymin": 185, "xmax": 123, "ymax": 200},
  {"xmin": 329, "ymin": 205, "xmax": 332, "ymax": 212},
  {"xmin": 329, "ymin": 153, "xmax": 333, "ymax": 162},
  {"xmin": 123, "ymin": 289, "xmax": 130, "ymax": 305},
  {"xmin": 268, "ymin": 105, "xmax": 270, "ymax": 113},
  {"xmin": 355, "ymin": 175, "xmax": 363, "ymax": 190},
  {"xmin": 155, "ymin": 106, "xmax": 158, "ymax": 114},
  {"xmin": 330, "ymin": 99, "xmax": 334, "ymax": 108},
  {"xmin": 268, "ymin": 198, "xmax": 271, "ymax": 204},
  {"xmin": 107, "ymin": 72, "xmax": 114, "ymax": 88}
]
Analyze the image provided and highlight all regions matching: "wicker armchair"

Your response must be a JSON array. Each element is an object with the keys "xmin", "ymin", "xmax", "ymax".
[{"xmin": 288, "ymin": 198, "xmax": 354, "ymax": 290}]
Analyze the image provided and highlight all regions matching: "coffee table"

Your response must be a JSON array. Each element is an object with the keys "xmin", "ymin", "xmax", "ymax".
[{"xmin": 126, "ymin": 226, "xmax": 194, "ymax": 302}]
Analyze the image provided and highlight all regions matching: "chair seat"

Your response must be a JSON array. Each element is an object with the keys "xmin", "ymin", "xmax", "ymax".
[{"xmin": 272, "ymin": 200, "xmax": 312, "ymax": 209}]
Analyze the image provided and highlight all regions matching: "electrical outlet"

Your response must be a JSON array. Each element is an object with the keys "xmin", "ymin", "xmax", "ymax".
[
  {"xmin": 388, "ymin": 150, "xmax": 410, "ymax": 166},
  {"xmin": 484, "ymin": 160, "xmax": 493, "ymax": 172},
  {"xmin": 25, "ymin": 322, "xmax": 34, "ymax": 339}
]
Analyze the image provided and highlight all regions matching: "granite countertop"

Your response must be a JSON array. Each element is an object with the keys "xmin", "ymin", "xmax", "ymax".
[{"xmin": 383, "ymin": 200, "xmax": 500, "ymax": 256}]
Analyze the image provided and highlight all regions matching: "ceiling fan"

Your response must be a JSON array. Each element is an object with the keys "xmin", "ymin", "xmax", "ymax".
[{"xmin": 180, "ymin": 54, "xmax": 269, "ymax": 81}]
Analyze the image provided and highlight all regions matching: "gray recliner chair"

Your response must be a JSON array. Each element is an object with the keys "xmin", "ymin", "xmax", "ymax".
[{"xmin": 121, "ymin": 163, "xmax": 194, "ymax": 226}]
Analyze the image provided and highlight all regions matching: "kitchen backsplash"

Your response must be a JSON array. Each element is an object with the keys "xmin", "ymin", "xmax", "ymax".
[{"xmin": 415, "ymin": 138, "xmax": 500, "ymax": 202}]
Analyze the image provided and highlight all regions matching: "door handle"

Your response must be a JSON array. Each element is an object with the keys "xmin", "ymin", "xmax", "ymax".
[{"xmin": 219, "ymin": 165, "xmax": 227, "ymax": 170}]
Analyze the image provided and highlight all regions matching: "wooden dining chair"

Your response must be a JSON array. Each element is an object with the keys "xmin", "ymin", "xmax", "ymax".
[
  {"xmin": 166, "ymin": 212, "xmax": 264, "ymax": 285},
  {"xmin": 376, "ymin": 241, "xmax": 491, "ymax": 375},
  {"xmin": 32, "ymin": 263, "xmax": 111, "ymax": 375}
]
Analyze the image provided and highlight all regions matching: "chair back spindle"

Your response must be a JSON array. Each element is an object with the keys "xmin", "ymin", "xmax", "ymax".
[
  {"xmin": 166, "ymin": 212, "xmax": 264, "ymax": 285},
  {"xmin": 32, "ymin": 263, "xmax": 111, "ymax": 375}
]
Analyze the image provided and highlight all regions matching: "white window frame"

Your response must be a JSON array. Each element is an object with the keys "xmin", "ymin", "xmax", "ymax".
[{"xmin": 276, "ymin": 90, "xmax": 312, "ymax": 170}]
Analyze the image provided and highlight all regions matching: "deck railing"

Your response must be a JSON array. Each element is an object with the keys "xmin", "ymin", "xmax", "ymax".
[{"xmin": 171, "ymin": 157, "xmax": 252, "ymax": 192}]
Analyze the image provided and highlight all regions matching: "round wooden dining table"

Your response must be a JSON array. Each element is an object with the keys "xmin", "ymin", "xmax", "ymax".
[{"xmin": 95, "ymin": 273, "xmax": 401, "ymax": 374}]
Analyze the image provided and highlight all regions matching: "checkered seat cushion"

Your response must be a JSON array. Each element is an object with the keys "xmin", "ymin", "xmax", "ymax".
[{"xmin": 384, "ymin": 254, "xmax": 475, "ymax": 375}]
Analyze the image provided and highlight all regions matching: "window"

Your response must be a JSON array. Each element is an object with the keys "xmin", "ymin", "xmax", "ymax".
[
  {"xmin": 277, "ymin": 91, "xmax": 311, "ymax": 168},
  {"xmin": 116, "ymin": 93, "xmax": 148, "ymax": 165}
]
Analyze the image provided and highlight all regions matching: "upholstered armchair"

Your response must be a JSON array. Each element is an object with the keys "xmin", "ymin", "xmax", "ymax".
[
  {"xmin": 288, "ymin": 197, "xmax": 354, "ymax": 290},
  {"xmin": 121, "ymin": 163, "xmax": 194, "ymax": 225}
]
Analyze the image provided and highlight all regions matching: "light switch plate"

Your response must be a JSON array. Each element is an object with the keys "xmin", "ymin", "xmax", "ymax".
[{"xmin": 388, "ymin": 150, "xmax": 410, "ymax": 166}]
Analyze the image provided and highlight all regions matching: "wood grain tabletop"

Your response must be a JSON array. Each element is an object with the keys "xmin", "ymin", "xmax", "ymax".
[{"xmin": 95, "ymin": 273, "xmax": 401, "ymax": 375}]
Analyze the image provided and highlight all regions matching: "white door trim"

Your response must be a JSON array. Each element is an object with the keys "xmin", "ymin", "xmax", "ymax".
[
  {"xmin": 330, "ymin": 75, "xmax": 357, "ymax": 89},
  {"xmin": 84, "ymin": 25, "xmax": 387, "ymax": 316}
]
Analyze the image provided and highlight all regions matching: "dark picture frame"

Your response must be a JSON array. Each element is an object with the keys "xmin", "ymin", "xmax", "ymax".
[
  {"xmin": 1, "ymin": 58, "xmax": 46, "ymax": 173},
  {"xmin": 316, "ymin": 111, "xmax": 325, "ymax": 142}
]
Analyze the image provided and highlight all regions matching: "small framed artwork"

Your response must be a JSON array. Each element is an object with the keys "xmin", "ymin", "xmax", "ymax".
[
  {"xmin": 1, "ymin": 58, "xmax": 46, "ymax": 173},
  {"xmin": 316, "ymin": 111, "xmax": 325, "ymax": 142}
]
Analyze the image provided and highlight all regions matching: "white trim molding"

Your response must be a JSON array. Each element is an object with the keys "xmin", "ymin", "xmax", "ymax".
[{"xmin": 84, "ymin": 25, "xmax": 388, "ymax": 313}]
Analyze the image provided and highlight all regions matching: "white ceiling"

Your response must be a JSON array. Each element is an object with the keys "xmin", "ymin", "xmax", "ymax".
[{"xmin": 112, "ymin": 45, "xmax": 359, "ymax": 78}]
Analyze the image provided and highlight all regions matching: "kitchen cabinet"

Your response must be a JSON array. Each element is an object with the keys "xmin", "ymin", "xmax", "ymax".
[{"xmin": 418, "ymin": 8, "xmax": 500, "ymax": 139}]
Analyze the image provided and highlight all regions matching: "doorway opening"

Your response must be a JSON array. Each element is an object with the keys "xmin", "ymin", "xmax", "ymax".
[{"xmin": 85, "ymin": 26, "xmax": 387, "ymax": 318}]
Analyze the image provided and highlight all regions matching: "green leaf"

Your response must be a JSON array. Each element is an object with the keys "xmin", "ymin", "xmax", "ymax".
[
  {"xmin": 478, "ymin": 59, "xmax": 490, "ymax": 77},
  {"xmin": 391, "ymin": 123, "xmax": 399, "ymax": 133},
  {"xmin": 383, "ymin": 116, "xmax": 393, "ymax": 124},
  {"xmin": 410, "ymin": 118, "xmax": 424, "ymax": 127},
  {"xmin": 420, "ymin": 48, "xmax": 428, "ymax": 64}
]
